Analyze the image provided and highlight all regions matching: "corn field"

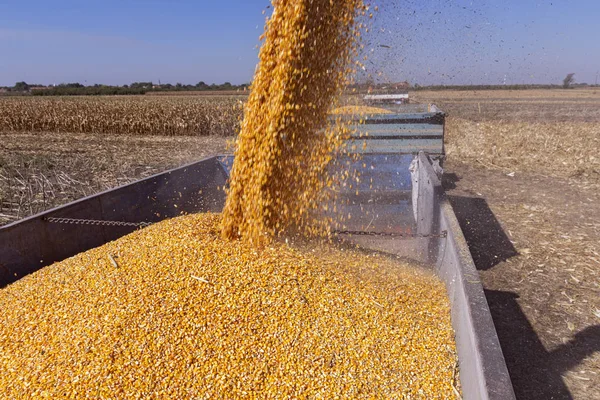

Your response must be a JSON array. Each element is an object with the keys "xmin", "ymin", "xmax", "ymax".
[{"xmin": 0, "ymin": 96, "xmax": 244, "ymax": 136}]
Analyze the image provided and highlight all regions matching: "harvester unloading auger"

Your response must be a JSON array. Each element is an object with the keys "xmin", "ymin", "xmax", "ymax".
[{"xmin": 0, "ymin": 101, "xmax": 516, "ymax": 400}]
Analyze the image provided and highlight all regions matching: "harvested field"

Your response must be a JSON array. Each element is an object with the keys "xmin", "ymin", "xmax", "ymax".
[
  {"xmin": 0, "ymin": 132, "xmax": 228, "ymax": 225},
  {"xmin": 413, "ymin": 88, "xmax": 600, "ymax": 185},
  {"xmin": 445, "ymin": 118, "xmax": 600, "ymax": 184},
  {"xmin": 0, "ymin": 212, "xmax": 457, "ymax": 398},
  {"xmin": 411, "ymin": 88, "xmax": 600, "ymax": 123},
  {"xmin": 0, "ymin": 96, "xmax": 243, "ymax": 136},
  {"xmin": 146, "ymin": 90, "xmax": 250, "ymax": 96}
]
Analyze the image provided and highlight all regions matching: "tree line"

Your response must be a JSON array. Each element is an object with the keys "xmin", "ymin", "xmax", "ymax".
[
  {"xmin": 2, "ymin": 74, "xmax": 593, "ymax": 96},
  {"xmin": 1, "ymin": 81, "xmax": 250, "ymax": 96}
]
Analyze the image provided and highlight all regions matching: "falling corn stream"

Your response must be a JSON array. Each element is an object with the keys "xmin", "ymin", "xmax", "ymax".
[{"xmin": 220, "ymin": 0, "xmax": 366, "ymax": 244}]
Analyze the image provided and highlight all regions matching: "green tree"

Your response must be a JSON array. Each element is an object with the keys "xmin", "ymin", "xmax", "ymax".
[
  {"xmin": 14, "ymin": 81, "xmax": 30, "ymax": 92},
  {"xmin": 563, "ymin": 73, "xmax": 575, "ymax": 88}
]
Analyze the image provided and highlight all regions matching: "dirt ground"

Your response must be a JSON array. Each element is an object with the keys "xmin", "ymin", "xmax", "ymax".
[
  {"xmin": 411, "ymin": 88, "xmax": 600, "ymax": 123},
  {"xmin": 444, "ymin": 160, "xmax": 599, "ymax": 399}
]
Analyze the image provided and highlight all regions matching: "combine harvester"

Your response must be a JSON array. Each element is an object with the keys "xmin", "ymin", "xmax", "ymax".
[{"xmin": 0, "ymin": 102, "xmax": 516, "ymax": 400}]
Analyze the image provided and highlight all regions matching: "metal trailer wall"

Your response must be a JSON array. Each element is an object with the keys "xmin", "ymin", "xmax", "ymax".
[
  {"xmin": 339, "ymin": 111, "xmax": 445, "ymax": 155},
  {"xmin": 414, "ymin": 152, "xmax": 516, "ymax": 400}
]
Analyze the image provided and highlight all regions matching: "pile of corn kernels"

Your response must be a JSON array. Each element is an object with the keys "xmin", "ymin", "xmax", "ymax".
[
  {"xmin": 0, "ymin": 213, "xmax": 457, "ymax": 398},
  {"xmin": 331, "ymin": 105, "xmax": 394, "ymax": 115}
]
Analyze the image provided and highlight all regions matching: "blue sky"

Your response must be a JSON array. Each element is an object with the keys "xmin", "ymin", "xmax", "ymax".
[{"xmin": 1, "ymin": 0, "xmax": 598, "ymax": 86}]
